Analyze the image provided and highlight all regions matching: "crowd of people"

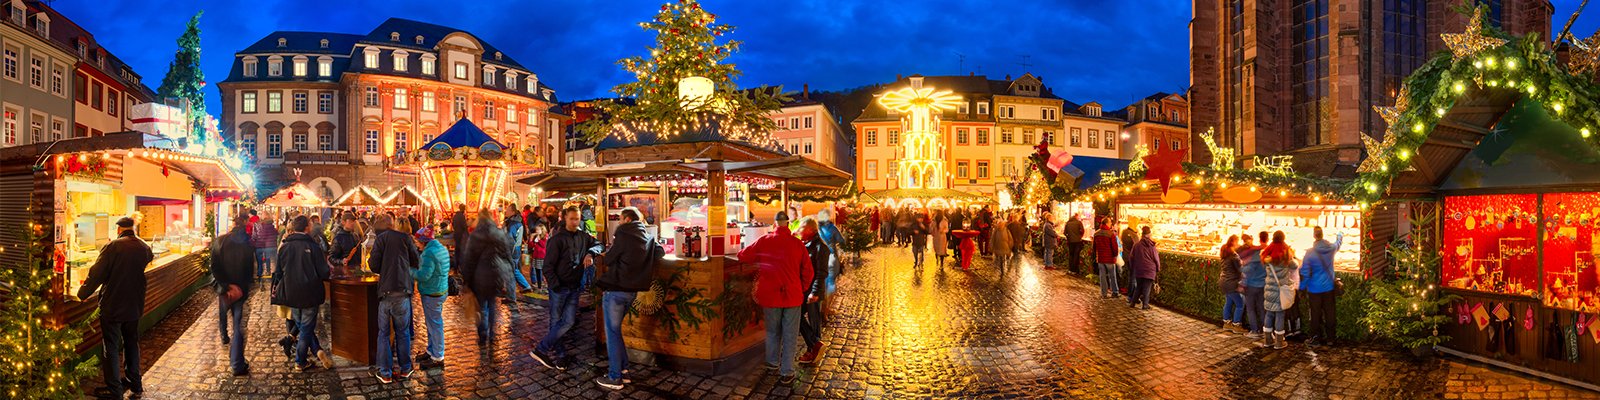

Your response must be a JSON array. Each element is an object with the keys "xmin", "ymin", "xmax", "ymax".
[{"xmin": 1216, "ymin": 227, "xmax": 1345, "ymax": 349}]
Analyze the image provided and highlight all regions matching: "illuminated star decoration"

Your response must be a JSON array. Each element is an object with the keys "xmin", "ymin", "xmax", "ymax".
[
  {"xmin": 1569, "ymin": 28, "xmax": 1600, "ymax": 76},
  {"xmin": 1142, "ymin": 147, "xmax": 1187, "ymax": 194},
  {"xmin": 1442, "ymin": 6, "xmax": 1508, "ymax": 60},
  {"xmin": 1358, "ymin": 131, "xmax": 1397, "ymax": 173},
  {"xmin": 1374, "ymin": 105, "xmax": 1401, "ymax": 130}
]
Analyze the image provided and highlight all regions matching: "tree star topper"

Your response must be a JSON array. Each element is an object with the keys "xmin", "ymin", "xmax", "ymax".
[
  {"xmin": 1442, "ymin": 6, "xmax": 1508, "ymax": 59},
  {"xmin": 1142, "ymin": 147, "xmax": 1187, "ymax": 194}
]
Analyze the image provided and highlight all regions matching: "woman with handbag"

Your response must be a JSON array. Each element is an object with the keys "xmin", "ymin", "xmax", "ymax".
[
  {"xmin": 1128, "ymin": 226, "xmax": 1162, "ymax": 310},
  {"xmin": 1260, "ymin": 231, "xmax": 1299, "ymax": 349}
]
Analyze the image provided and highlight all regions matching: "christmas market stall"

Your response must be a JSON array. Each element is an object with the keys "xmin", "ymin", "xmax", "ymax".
[
  {"xmin": 1072, "ymin": 131, "xmax": 1368, "ymax": 337},
  {"xmin": 1351, "ymin": 8, "xmax": 1600, "ymax": 388},
  {"xmin": 0, "ymin": 129, "xmax": 252, "ymax": 352}
]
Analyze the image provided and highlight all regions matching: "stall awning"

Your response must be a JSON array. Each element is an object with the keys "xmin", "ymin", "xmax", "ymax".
[
  {"xmin": 261, "ymin": 182, "xmax": 327, "ymax": 207},
  {"xmin": 0, "ymin": 131, "xmax": 250, "ymax": 192},
  {"xmin": 378, "ymin": 186, "xmax": 431, "ymax": 207},
  {"xmin": 331, "ymin": 185, "xmax": 384, "ymax": 207},
  {"xmin": 680, "ymin": 156, "xmax": 852, "ymax": 190}
]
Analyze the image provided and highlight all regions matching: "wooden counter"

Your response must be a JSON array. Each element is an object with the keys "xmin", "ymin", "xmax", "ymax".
[
  {"xmin": 617, "ymin": 255, "xmax": 765, "ymax": 375},
  {"xmin": 327, "ymin": 275, "xmax": 380, "ymax": 365},
  {"xmin": 58, "ymin": 251, "xmax": 209, "ymax": 353}
]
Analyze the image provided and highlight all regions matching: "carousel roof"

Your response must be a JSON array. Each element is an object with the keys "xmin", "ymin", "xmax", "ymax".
[{"xmin": 420, "ymin": 117, "xmax": 504, "ymax": 150}]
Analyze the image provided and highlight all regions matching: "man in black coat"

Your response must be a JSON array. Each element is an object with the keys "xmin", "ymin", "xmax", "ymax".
[
  {"xmin": 78, "ymin": 217, "xmax": 152, "ymax": 399},
  {"xmin": 273, "ymin": 216, "xmax": 333, "ymax": 370},
  {"xmin": 328, "ymin": 213, "xmax": 359, "ymax": 278},
  {"xmin": 797, "ymin": 219, "xmax": 832, "ymax": 366},
  {"xmin": 366, "ymin": 214, "xmax": 420, "ymax": 383},
  {"xmin": 460, "ymin": 209, "xmax": 510, "ymax": 345},
  {"xmin": 594, "ymin": 208, "xmax": 660, "ymax": 390},
  {"xmin": 451, "ymin": 204, "xmax": 470, "ymax": 270},
  {"xmin": 211, "ymin": 214, "xmax": 257, "ymax": 376},
  {"xmin": 530, "ymin": 206, "xmax": 601, "ymax": 371}
]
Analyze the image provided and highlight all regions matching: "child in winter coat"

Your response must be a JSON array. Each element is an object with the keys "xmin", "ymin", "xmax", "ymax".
[{"xmin": 1260, "ymin": 231, "xmax": 1299, "ymax": 349}]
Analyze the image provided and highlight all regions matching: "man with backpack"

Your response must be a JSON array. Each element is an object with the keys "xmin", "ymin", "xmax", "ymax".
[{"xmin": 593, "ymin": 208, "xmax": 662, "ymax": 390}]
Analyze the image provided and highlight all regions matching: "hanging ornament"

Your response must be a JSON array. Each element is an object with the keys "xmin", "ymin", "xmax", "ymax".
[
  {"xmin": 1442, "ymin": 6, "xmax": 1508, "ymax": 60},
  {"xmin": 1568, "ymin": 28, "xmax": 1600, "ymax": 76},
  {"xmin": 162, "ymin": 163, "xmax": 171, "ymax": 177}
]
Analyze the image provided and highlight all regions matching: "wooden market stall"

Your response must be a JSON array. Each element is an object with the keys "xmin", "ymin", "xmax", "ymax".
[
  {"xmin": 0, "ymin": 131, "xmax": 251, "ymax": 352},
  {"xmin": 519, "ymin": 139, "xmax": 851, "ymax": 374}
]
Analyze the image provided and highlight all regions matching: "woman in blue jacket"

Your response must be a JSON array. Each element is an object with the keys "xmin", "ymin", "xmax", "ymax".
[{"xmin": 412, "ymin": 227, "xmax": 450, "ymax": 366}]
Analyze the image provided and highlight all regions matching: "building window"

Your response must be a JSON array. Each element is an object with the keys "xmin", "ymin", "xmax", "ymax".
[
  {"xmin": 976, "ymin": 161, "xmax": 989, "ymax": 179},
  {"xmin": 777, "ymin": 118, "xmax": 787, "ymax": 130},
  {"xmin": 1088, "ymin": 129, "xmax": 1099, "ymax": 149},
  {"xmin": 1172, "ymin": 139, "xmax": 1182, "ymax": 151},
  {"xmin": 803, "ymin": 116, "xmax": 813, "ymax": 129},
  {"xmin": 454, "ymin": 63, "xmax": 467, "ymax": 80},
  {"xmin": 1045, "ymin": 130, "xmax": 1056, "ymax": 145},
  {"xmin": 393, "ymin": 88, "xmax": 409, "ymax": 110},
  {"xmin": 1070, "ymin": 128, "xmax": 1082, "ymax": 147},
  {"xmin": 1042, "ymin": 108, "xmax": 1058, "ymax": 121},
  {"xmin": 2, "ymin": 47, "xmax": 17, "ymax": 80},
  {"xmin": 422, "ymin": 58, "xmax": 436, "ymax": 75},
  {"xmin": 1000, "ymin": 158, "xmax": 1014, "ymax": 179},
  {"xmin": 804, "ymin": 141, "xmax": 812, "ymax": 154},
  {"xmin": 293, "ymin": 58, "xmax": 307, "ymax": 77},
  {"xmin": 364, "ymin": 130, "xmax": 379, "ymax": 154},
  {"xmin": 865, "ymin": 129, "xmax": 876, "ymax": 146},
  {"xmin": 1105, "ymin": 132, "xmax": 1116, "ymax": 150},
  {"xmin": 1022, "ymin": 129, "xmax": 1034, "ymax": 145},
  {"xmin": 977, "ymin": 102, "xmax": 989, "ymax": 115},
  {"xmin": 364, "ymin": 51, "xmax": 378, "ymax": 68},
  {"xmin": 268, "ymin": 58, "xmax": 282, "ymax": 76},
  {"xmin": 318, "ymin": 133, "xmax": 333, "ymax": 151},
  {"xmin": 28, "ymin": 57, "xmax": 42, "ymax": 89},
  {"xmin": 90, "ymin": 82, "xmax": 103, "ymax": 110},
  {"xmin": 887, "ymin": 129, "xmax": 899, "ymax": 145},
  {"xmin": 958, "ymin": 102, "xmax": 969, "ymax": 115},
  {"xmin": 507, "ymin": 74, "xmax": 518, "ymax": 90},
  {"xmin": 364, "ymin": 87, "xmax": 378, "ymax": 107},
  {"xmin": 243, "ymin": 58, "xmax": 257, "ymax": 77},
  {"xmin": 866, "ymin": 160, "xmax": 877, "ymax": 180},
  {"xmin": 394, "ymin": 130, "xmax": 408, "ymax": 154},
  {"xmin": 107, "ymin": 89, "xmax": 119, "ymax": 117},
  {"xmin": 49, "ymin": 64, "xmax": 63, "ymax": 95},
  {"xmin": 483, "ymin": 69, "xmax": 494, "ymax": 85},
  {"xmin": 789, "ymin": 117, "xmax": 799, "ymax": 130},
  {"xmin": 956, "ymin": 161, "xmax": 970, "ymax": 178},
  {"xmin": 956, "ymin": 128, "xmax": 969, "ymax": 145},
  {"xmin": 267, "ymin": 91, "xmax": 282, "ymax": 113},
  {"xmin": 454, "ymin": 96, "xmax": 466, "ymax": 116},
  {"xmin": 790, "ymin": 143, "xmax": 799, "ymax": 154},
  {"xmin": 484, "ymin": 101, "xmax": 495, "ymax": 120},
  {"xmin": 292, "ymin": 92, "xmax": 308, "ymax": 113},
  {"xmin": 507, "ymin": 104, "xmax": 517, "ymax": 123},
  {"xmin": 1154, "ymin": 137, "xmax": 1162, "ymax": 150},
  {"xmin": 1, "ymin": 109, "xmax": 14, "ymax": 146},
  {"xmin": 318, "ymin": 92, "xmax": 333, "ymax": 113},
  {"xmin": 999, "ymin": 105, "xmax": 1014, "ymax": 119},
  {"xmin": 49, "ymin": 119, "xmax": 63, "ymax": 141},
  {"xmin": 29, "ymin": 117, "xmax": 42, "ymax": 143},
  {"xmin": 320, "ymin": 39, "xmax": 329, "ymax": 48},
  {"xmin": 242, "ymin": 92, "xmax": 257, "ymax": 113},
  {"xmin": 1000, "ymin": 129, "xmax": 1013, "ymax": 144},
  {"xmin": 422, "ymin": 91, "xmax": 436, "ymax": 112},
  {"xmin": 267, "ymin": 133, "xmax": 282, "ymax": 158},
  {"xmin": 977, "ymin": 129, "xmax": 989, "ymax": 145},
  {"xmin": 393, "ymin": 53, "xmax": 408, "ymax": 72},
  {"xmin": 318, "ymin": 58, "xmax": 332, "ymax": 77},
  {"xmin": 242, "ymin": 136, "xmax": 255, "ymax": 159},
  {"xmin": 292, "ymin": 133, "xmax": 307, "ymax": 151}
]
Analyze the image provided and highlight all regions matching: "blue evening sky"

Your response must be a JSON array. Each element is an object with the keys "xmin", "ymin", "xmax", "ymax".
[{"xmin": 46, "ymin": 0, "xmax": 1600, "ymax": 114}]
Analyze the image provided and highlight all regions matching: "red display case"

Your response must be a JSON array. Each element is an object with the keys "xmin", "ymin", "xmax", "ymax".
[
  {"xmin": 1540, "ymin": 192, "xmax": 1600, "ymax": 312},
  {"xmin": 1441, "ymin": 194, "xmax": 1539, "ymax": 296}
]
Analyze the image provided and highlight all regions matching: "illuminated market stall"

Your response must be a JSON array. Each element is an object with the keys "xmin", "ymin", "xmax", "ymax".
[{"xmin": 0, "ymin": 130, "xmax": 251, "ymax": 351}]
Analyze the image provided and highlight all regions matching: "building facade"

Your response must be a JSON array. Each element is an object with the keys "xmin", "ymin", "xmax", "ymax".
[
  {"xmin": 220, "ymin": 18, "xmax": 560, "ymax": 199},
  {"xmin": 771, "ymin": 87, "xmax": 852, "ymax": 174},
  {"xmin": 1190, "ymin": 0, "xmax": 1552, "ymax": 175},
  {"xmin": 1, "ymin": 0, "xmax": 75, "ymax": 148},
  {"xmin": 33, "ymin": 0, "xmax": 154, "ymax": 138},
  {"xmin": 855, "ymin": 74, "xmax": 1126, "ymax": 198},
  {"xmin": 1114, "ymin": 92, "xmax": 1191, "ymax": 160}
]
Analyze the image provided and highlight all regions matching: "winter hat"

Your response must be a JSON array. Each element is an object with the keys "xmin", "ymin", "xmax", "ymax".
[{"xmin": 415, "ymin": 227, "xmax": 434, "ymax": 241}]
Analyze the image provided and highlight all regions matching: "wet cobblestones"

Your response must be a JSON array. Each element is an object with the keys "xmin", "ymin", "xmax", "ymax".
[{"xmin": 83, "ymin": 246, "xmax": 1600, "ymax": 399}]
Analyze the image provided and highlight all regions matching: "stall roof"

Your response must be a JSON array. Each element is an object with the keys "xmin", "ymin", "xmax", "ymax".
[
  {"xmin": 1069, "ymin": 156, "xmax": 1131, "ymax": 189},
  {"xmin": 261, "ymin": 182, "xmax": 327, "ymax": 207},
  {"xmin": 378, "ymin": 186, "xmax": 431, "ymax": 207},
  {"xmin": 865, "ymin": 188, "xmax": 994, "ymax": 205},
  {"xmin": 0, "ymin": 131, "xmax": 249, "ymax": 192},
  {"xmin": 331, "ymin": 185, "xmax": 384, "ymax": 207},
  {"xmin": 519, "ymin": 155, "xmax": 851, "ymax": 193}
]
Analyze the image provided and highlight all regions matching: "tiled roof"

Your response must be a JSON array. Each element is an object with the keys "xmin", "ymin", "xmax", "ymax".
[
  {"xmin": 360, "ymin": 18, "xmax": 525, "ymax": 70},
  {"xmin": 26, "ymin": 0, "xmax": 154, "ymax": 99},
  {"xmin": 239, "ymin": 31, "xmax": 364, "ymax": 55}
]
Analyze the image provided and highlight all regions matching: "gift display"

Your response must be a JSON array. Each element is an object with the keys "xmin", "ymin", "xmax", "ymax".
[
  {"xmin": 1118, "ymin": 203, "xmax": 1362, "ymax": 271},
  {"xmin": 1442, "ymin": 194, "xmax": 1539, "ymax": 296},
  {"xmin": 1540, "ymin": 192, "xmax": 1600, "ymax": 312}
]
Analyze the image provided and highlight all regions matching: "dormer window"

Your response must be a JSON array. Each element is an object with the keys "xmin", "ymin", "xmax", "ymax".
[
  {"xmin": 74, "ymin": 40, "xmax": 85, "ymax": 57},
  {"xmin": 267, "ymin": 56, "xmax": 283, "ymax": 76},
  {"xmin": 482, "ymin": 67, "xmax": 495, "ymax": 86},
  {"xmin": 414, "ymin": 35, "xmax": 424, "ymax": 45},
  {"xmin": 392, "ymin": 50, "xmax": 408, "ymax": 72},
  {"xmin": 243, "ymin": 57, "xmax": 258, "ymax": 77},
  {"xmin": 32, "ymin": 13, "xmax": 48, "ymax": 36},
  {"xmin": 506, "ymin": 72, "xmax": 517, "ymax": 90},
  {"xmin": 420, "ymin": 53, "xmax": 436, "ymax": 75},
  {"xmin": 527, "ymin": 74, "xmax": 538, "ymax": 91},
  {"xmin": 319, "ymin": 39, "xmax": 329, "ymax": 48},
  {"xmin": 292, "ymin": 56, "xmax": 307, "ymax": 77},
  {"xmin": 363, "ymin": 47, "xmax": 379, "ymax": 69},
  {"xmin": 318, "ymin": 56, "xmax": 332, "ymax": 76},
  {"xmin": 494, "ymin": 52, "xmax": 502, "ymax": 61},
  {"xmin": 390, "ymin": 32, "xmax": 400, "ymax": 41},
  {"xmin": 9, "ymin": 2, "xmax": 22, "ymax": 25},
  {"xmin": 277, "ymin": 38, "xmax": 287, "ymax": 48}
]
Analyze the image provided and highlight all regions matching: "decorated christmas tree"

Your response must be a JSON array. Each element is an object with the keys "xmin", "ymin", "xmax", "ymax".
[
  {"xmin": 0, "ymin": 225, "xmax": 98, "ymax": 399},
  {"xmin": 1360, "ymin": 206, "xmax": 1460, "ymax": 350},
  {"xmin": 577, "ymin": 0, "xmax": 786, "ymax": 144},
  {"xmin": 155, "ymin": 11, "xmax": 208, "ymax": 143}
]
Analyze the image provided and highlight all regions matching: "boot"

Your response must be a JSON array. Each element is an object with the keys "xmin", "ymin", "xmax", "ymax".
[
  {"xmin": 1255, "ymin": 332, "xmax": 1272, "ymax": 348},
  {"xmin": 1272, "ymin": 332, "xmax": 1288, "ymax": 349},
  {"xmin": 799, "ymin": 342, "xmax": 822, "ymax": 365}
]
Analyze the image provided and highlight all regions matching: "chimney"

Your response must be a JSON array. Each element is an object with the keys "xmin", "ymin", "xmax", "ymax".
[
  {"xmin": 1005, "ymin": 74, "xmax": 1011, "ymax": 81},
  {"xmin": 803, "ymin": 83, "xmax": 809, "ymax": 100},
  {"xmin": 896, "ymin": 74, "xmax": 903, "ymax": 81}
]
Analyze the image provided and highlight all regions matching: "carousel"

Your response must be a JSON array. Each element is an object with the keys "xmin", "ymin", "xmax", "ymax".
[{"xmin": 387, "ymin": 117, "xmax": 545, "ymax": 214}]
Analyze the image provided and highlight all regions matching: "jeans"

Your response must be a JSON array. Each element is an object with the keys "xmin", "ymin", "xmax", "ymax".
[
  {"xmin": 510, "ymin": 245, "xmax": 531, "ymax": 291},
  {"xmin": 1242, "ymin": 286, "xmax": 1266, "ymax": 333},
  {"xmin": 602, "ymin": 291, "xmax": 637, "ymax": 380},
  {"xmin": 912, "ymin": 244, "xmax": 926, "ymax": 267},
  {"xmin": 1263, "ymin": 310, "xmax": 1286, "ymax": 333},
  {"xmin": 1042, "ymin": 242, "xmax": 1054, "ymax": 269},
  {"xmin": 1132, "ymin": 278, "xmax": 1155, "ymax": 307},
  {"xmin": 221, "ymin": 295, "xmax": 248, "ymax": 373},
  {"xmin": 291, "ymin": 307, "xmax": 323, "ymax": 366},
  {"xmin": 1066, "ymin": 241, "xmax": 1084, "ymax": 273},
  {"xmin": 100, "ymin": 319, "xmax": 140, "ymax": 394},
  {"xmin": 376, "ymin": 294, "xmax": 414, "ymax": 377},
  {"xmin": 537, "ymin": 286, "xmax": 580, "ymax": 358},
  {"xmin": 801, "ymin": 296, "xmax": 826, "ymax": 348},
  {"xmin": 1222, "ymin": 292, "xmax": 1246, "ymax": 324},
  {"xmin": 1308, "ymin": 291, "xmax": 1337, "ymax": 340},
  {"xmin": 217, "ymin": 295, "xmax": 231, "ymax": 343},
  {"xmin": 254, "ymin": 248, "xmax": 274, "ymax": 278},
  {"xmin": 477, "ymin": 297, "xmax": 500, "ymax": 342},
  {"xmin": 764, "ymin": 307, "xmax": 802, "ymax": 376},
  {"xmin": 421, "ymin": 294, "xmax": 446, "ymax": 360},
  {"xmin": 1097, "ymin": 263, "xmax": 1120, "ymax": 297}
]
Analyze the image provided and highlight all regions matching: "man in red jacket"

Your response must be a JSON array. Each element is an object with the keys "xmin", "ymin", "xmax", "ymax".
[{"xmin": 738, "ymin": 211, "xmax": 813, "ymax": 384}]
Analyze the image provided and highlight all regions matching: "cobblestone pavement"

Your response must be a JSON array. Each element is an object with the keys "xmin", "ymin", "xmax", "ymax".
[{"xmin": 83, "ymin": 246, "xmax": 1600, "ymax": 399}]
